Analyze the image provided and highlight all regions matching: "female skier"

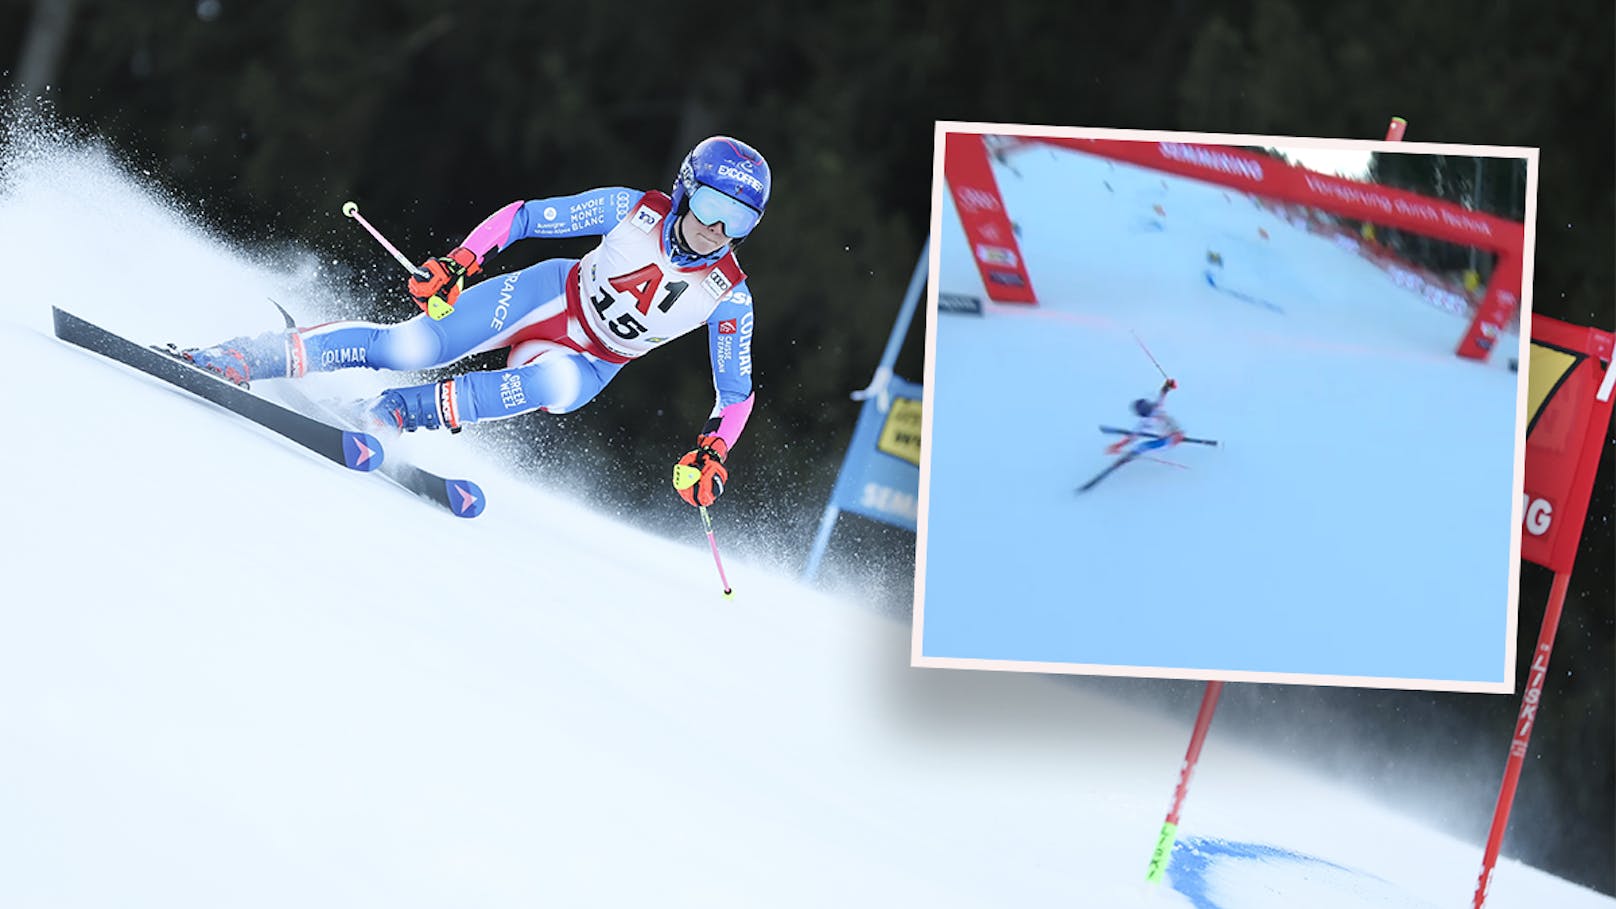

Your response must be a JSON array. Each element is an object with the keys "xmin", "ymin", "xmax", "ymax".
[{"xmin": 176, "ymin": 136, "xmax": 769, "ymax": 509}]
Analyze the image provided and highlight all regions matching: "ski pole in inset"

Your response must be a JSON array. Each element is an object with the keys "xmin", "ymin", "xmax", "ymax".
[
  {"xmin": 1131, "ymin": 330, "xmax": 1170, "ymax": 381},
  {"xmin": 673, "ymin": 463, "xmax": 735, "ymax": 600}
]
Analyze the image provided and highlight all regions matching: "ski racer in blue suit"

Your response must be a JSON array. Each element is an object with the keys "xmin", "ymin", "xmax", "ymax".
[
  {"xmin": 1107, "ymin": 379, "xmax": 1185, "ymax": 456},
  {"xmin": 178, "ymin": 136, "xmax": 769, "ymax": 508}
]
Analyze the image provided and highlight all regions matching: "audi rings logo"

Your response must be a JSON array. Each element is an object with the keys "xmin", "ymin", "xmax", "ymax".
[{"xmin": 956, "ymin": 187, "xmax": 1001, "ymax": 213}]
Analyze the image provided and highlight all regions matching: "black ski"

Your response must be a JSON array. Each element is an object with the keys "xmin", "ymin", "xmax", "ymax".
[
  {"xmin": 51, "ymin": 307, "xmax": 484, "ymax": 518},
  {"xmin": 53, "ymin": 307, "xmax": 386, "ymax": 472},
  {"xmin": 355, "ymin": 452, "xmax": 484, "ymax": 518},
  {"xmin": 1076, "ymin": 452, "xmax": 1139, "ymax": 494},
  {"xmin": 1098, "ymin": 426, "xmax": 1220, "ymax": 447},
  {"xmin": 278, "ymin": 383, "xmax": 486, "ymax": 520},
  {"xmin": 262, "ymin": 299, "xmax": 486, "ymax": 518}
]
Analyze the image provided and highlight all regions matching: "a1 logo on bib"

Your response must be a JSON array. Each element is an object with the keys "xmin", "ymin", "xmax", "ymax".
[
  {"xmin": 632, "ymin": 206, "xmax": 662, "ymax": 233},
  {"xmin": 591, "ymin": 264, "xmax": 692, "ymax": 343},
  {"xmin": 703, "ymin": 269, "xmax": 733, "ymax": 298}
]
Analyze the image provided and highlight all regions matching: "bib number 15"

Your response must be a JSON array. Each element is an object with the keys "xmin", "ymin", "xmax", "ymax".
[{"xmin": 589, "ymin": 264, "xmax": 689, "ymax": 340}]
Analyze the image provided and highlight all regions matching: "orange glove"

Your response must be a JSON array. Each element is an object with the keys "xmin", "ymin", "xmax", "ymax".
[
  {"xmin": 674, "ymin": 435, "xmax": 729, "ymax": 507},
  {"xmin": 407, "ymin": 247, "xmax": 481, "ymax": 315}
]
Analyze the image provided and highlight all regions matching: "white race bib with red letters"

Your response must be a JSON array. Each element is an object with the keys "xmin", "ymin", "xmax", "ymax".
[{"xmin": 573, "ymin": 191, "xmax": 745, "ymax": 360}]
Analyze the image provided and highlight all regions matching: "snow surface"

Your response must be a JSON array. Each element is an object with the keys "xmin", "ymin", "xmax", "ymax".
[
  {"xmin": 0, "ymin": 130, "xmax": 1605, "ymax": 908},
  {"xmin": 921, "ymin": 144, "xmax": 1525, "ymax": 687}
]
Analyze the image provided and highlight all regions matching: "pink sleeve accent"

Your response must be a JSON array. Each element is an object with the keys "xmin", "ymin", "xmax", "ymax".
[
  {"xmin": 460, "ymin": 201, "xmax": 524, "ymax": 262},
  {"xmin": 710, "ymin": 394, "xmax": 755, "ymax": 451}
]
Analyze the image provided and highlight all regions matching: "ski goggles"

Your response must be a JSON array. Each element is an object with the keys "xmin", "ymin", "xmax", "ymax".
[{"xmin": 687, "ymin": 184, "xmax": 763, "ymax": 239}]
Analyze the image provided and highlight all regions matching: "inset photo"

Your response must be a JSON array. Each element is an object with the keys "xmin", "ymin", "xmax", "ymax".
[{"xmin": 916, "ymin": 122, "xmax": 1538, "ymax": 690}]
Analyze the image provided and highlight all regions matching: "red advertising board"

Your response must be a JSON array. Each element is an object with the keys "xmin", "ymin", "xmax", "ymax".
[
  {"xmin": 1026, "ymin": 133, "xmax": 1528, "ymax": 361},
  {"xmin": 1037, "ymin": 136, "xmax": 1523, "ymax": 252},
  {"xmin": 941, "ymin": 132, "xmax": 1036, "ymax": 304},
  {"xmin": 1521, "ymin": 314, "xmax": 1616, "ymax": 572}
]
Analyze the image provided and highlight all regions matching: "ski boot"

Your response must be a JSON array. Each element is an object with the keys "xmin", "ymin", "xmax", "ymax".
[
  {"xmin": 166, "ymin": 331, "xmax": 295, "ymax": 388},
  {"xmin": 363, "ymin": 379, "xmax": 465, "ymax": 435}
]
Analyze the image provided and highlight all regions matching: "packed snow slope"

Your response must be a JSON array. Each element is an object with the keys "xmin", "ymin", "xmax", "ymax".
[
  {"xmin": 923, "ymin": 143, "xmax": 1524, "ymax": 687},
  {"xmin": 0, "ymin": 132, "xmax": 1600, "ymax": 908}
]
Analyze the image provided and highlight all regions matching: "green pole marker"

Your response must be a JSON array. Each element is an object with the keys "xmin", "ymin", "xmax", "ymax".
[{"xmin": 1146, "ymin": 821, "xmax": 1178, "ymax": 883}]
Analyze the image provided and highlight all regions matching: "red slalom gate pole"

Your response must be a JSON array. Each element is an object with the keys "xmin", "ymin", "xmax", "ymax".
[
  {"xmin": 1472, "ymin": 570, "xmax": 1574, "ymax": 908},
  {"xmin": 1147, "ymin": 680, "xmax": 1225, "ymax": 883}
]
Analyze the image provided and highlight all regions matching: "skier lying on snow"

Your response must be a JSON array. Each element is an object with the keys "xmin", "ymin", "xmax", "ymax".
[
  {"xmin": 174, "ymin": 136, "xmax": 769, "ymax": 509},
  {"xmin": 1107, "ymin": 378, "xmax": 1185, "ymax": 456}
]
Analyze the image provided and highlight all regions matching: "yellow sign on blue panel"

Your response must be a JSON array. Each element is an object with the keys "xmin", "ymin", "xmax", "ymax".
[{"xmin": 878, "ymin": 398, "xmax": 923, "ymax": 466}]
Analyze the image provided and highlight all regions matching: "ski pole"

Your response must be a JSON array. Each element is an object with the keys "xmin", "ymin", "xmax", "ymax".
[
  {"xmin": 341, "ymin": 201, "xmax": 427, "ymax": 278},
  {"xmin": 697, "ymin": 505, "xmax": 735, "ymax": 600},
  {"xmin": 673, "ymin": 464, "xmax": 736, "ymax": 600},
  {"xmin": 342, "ymin": 201, "xmax": 459, "ymax": 320}
]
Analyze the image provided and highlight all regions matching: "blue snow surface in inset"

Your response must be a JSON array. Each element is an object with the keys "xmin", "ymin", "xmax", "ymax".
[{"xmin": 921, "ymin": 145, "xmax": 1521, "ymax": 685}]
